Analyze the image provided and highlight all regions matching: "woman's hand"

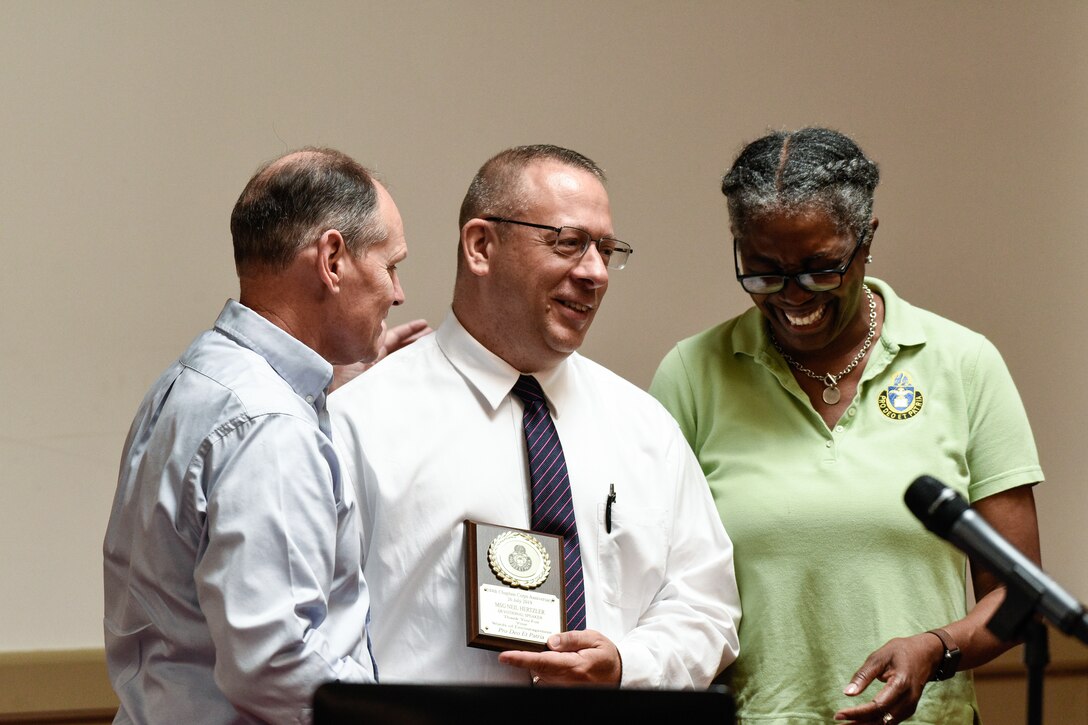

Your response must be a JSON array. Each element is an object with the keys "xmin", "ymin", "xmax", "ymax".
[{"xmin": 834, "ymin": 632, "xmax": 944, "ymax": 723}]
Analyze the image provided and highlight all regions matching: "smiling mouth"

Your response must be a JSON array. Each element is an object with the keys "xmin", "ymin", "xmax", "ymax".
[
  {"xmin": 783, "ymin": 304, "xmax": 826, "ymax": 327},
  {"xmin": 558, "ymin": 300, "xmax": 593, "ymax": 313}
]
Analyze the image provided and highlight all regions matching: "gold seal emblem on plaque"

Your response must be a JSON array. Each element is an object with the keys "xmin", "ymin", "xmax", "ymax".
[{"xmin": 487, "ymin": 531, "xmax": 551, "ymax": 590}]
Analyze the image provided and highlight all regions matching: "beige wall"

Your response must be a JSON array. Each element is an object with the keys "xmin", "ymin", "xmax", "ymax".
[{"xmin": 1, "ymin": 0, "xmax": 1085, "ymax": 662}]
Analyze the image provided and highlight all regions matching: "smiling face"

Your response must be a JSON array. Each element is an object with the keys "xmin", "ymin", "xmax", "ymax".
[
  {"xmin": 736, "ymin": 208, "xmax": 872, "ymax": 359},
  {"xmin": 478, "ymin": 160, "xmax": 612, "ymax": 372}
]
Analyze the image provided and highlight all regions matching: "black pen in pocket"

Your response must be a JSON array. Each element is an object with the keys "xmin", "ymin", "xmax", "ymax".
[{"xmin": 605, "ymin": 483, "xmax": 616, "ymax": 533}]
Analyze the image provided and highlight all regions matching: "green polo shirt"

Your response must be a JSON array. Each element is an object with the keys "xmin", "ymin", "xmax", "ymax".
[{"xmin": 650, "ymin": 278, "xmax": 1042, "ymax": 725}]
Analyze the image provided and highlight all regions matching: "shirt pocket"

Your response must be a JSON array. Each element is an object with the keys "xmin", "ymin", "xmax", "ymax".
[{"xmin": 595, "ymin": 503, "xmax": 669, "ymax": 608}]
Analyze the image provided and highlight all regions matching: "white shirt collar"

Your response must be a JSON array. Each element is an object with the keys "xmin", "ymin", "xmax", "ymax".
[{"xmin": 435, "ymin": 309, "xmax": 574, "ymax": 418}]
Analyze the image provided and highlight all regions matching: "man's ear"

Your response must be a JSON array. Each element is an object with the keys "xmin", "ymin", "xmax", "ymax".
[
  {"xmin": 460, "ymin": 219, "xmax": 495, "ymax": 277},
  {"xmin": 316, "ymin": 229, "xmax": 348, "ymax": 292}
]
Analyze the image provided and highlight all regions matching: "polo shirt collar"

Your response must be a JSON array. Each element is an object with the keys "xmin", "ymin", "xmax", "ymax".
[
  {"xmin": 435, "ymin": 310, "xmax": 573, "ymax": 417},
  {"xmin": 213, "ymin": 299, "xmax": 333, "ymax": 402},
  {"xmin": 868, "ymin": 277, "xmax": 926, "ymax": 350}
]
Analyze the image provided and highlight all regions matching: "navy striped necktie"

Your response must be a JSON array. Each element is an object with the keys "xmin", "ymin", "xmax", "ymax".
[{"xmin": 511, "ymin": 375, "xmax": 586, "ymax": 631}]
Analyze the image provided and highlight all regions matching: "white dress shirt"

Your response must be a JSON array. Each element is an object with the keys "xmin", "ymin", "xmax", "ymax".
[
  {"xmin": 329, "ymin": 312, "xmax": 740, "ymax": 688},
  {"xmin": 104, "ymin": 300, "xmax": 375, "ymax": 725}
]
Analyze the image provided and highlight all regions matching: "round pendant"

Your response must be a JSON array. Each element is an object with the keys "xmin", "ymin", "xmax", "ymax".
[{"xmin": 822, "ymin": 386, "xmax": 841, "ymax": 405}]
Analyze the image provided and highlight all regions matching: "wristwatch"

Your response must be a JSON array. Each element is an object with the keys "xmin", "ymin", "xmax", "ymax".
[{"xmin": 926, "ymin": 628, "xmax": 961, "ymax": 681}]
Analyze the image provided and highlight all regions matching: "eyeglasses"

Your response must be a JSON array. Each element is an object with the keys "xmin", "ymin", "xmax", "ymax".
[
  {"xmin": 733, "ymin": 228, "xmax": 868, "ymax": 294},
  {"xmin": 485, "ymin": 217, "xmax": 633, "ymax": 270}
]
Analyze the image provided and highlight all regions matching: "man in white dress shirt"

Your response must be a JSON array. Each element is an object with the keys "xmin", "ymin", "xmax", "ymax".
[
  {"xmin": 104, "ymin": 148, "xmax": 409, "ymax": 723},
  {"xmin": 330, "ymin": 145, "xmax": 740, "ymax": 688}
]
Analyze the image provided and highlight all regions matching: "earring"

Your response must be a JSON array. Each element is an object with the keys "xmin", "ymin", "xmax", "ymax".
[{"xmin": 866, "ymin": 254, "xmax": 873, "ymax": 264}]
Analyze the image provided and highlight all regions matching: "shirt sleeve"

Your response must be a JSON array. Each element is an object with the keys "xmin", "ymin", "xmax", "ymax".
[
  {"xmin": 963, "ymin": 337, "xmax": 1045, "ymax": 501},
  {"xmin": 614, "ymin": 420, "xmax": 741, "ymax": 688},
  {"xmin": 649, "ymin": 345, "xmax": 699, "ymax": 448},
  {"xmin": 193, "ymin": 413, "xmax": 374, "ymax": 724}
]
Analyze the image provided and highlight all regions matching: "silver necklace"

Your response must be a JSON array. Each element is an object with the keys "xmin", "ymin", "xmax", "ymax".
[{"xmin": 771, "ymin": 284, "xmax": 877, "ymax": 405}]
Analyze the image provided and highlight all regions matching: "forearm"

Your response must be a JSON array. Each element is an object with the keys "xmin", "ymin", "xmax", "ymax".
[
  {"xmin": 951, "ymin": 484, "xmax": 1043, "ymax": 671},
  {"xmin": 213, "ymin": 632, "xmax": 373, "ymax": 723},
  {"xmin": 900, "ymin": 485, "xmax": 1042, "ymax": 677},
  {"xmin": 932, "ymin": 585, "xmax": 1016, "ymax": 672},
  {"xmin": 616, "ymin": 609, "xmax": 737, "ymax": 688}
]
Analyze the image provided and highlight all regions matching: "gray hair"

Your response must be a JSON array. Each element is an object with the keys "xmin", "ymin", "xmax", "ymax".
[
  {"xmin": 231, "ymin": 147, "xmax": 386, "ymax": 273},
  {"xmin": 721, "ymin": 128, "xmax": 879, "ymax": 239},
  {"xmin": 458, "ymin": 144, "xmax": 606, "ymax": 229}
]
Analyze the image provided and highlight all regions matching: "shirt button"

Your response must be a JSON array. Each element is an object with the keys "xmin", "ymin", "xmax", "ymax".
[
  {"xmin": 825, "ymin": 440, "xmax": 833, "ymax": 448},
  {"xmin": 305, "ymin": 394, "xmax": 315, "ymax": 404},
  {"xmin": 835, "ymin": 425, "xmax": 845, "ymax": 433},
  {"xmin": 848, "ymin": 407, "xmax": 857, "ymax": 417}
]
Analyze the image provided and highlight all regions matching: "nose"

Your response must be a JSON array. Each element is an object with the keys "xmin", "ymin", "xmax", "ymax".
[
  {"xmin": 572, "ymin": 243, "xmax": 609, "ymax": 289},
  {"xmin": 391, "ymin": 271, "xmax": 405, "ymax": 306},
  {"xmin": 776, "ymin": 277, "xmax": 814, "ymax": 305}
]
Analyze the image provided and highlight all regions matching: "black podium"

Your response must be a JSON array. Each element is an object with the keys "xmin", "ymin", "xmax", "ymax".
[{"xmin": 314, "ymin": 682, "xmax": 735, "ymax": 724}]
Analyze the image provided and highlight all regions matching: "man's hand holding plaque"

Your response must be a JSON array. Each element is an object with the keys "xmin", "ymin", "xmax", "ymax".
[
  {"xmin": 497, "ymin": 630, "xmax": 623, "ymax": 686},
  {"xmin": 465, "ymin": 520, "xmax": 566, "ymax": 652}
]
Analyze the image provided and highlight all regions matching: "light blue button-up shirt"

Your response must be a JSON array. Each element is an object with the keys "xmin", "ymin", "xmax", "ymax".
[{"xmin": 104, "ymin": 300, "xmax": 375, "ymax": 725}]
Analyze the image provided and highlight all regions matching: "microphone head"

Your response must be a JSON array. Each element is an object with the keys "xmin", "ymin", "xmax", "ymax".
[{"xmin": 905, "ymin": 475, "xmax": 969, "ymax": 538}]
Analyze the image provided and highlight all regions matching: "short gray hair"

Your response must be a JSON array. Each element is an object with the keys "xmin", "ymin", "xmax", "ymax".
[
  {"xmin": 230, "ymin": 147, "xmax": 386, "ymax": 273},
  {"xmin": 721, "ymin": 127, "xmax": 879, "ymax": 239},
  {"xmin": 458, "ymin": 144, "xmax": 606, "ymax": 229}
]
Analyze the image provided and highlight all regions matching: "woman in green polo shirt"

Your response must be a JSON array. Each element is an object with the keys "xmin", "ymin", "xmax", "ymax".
[{"xmin": 650, "ymin": 127, "xmax": 1043, "ymax": 725}]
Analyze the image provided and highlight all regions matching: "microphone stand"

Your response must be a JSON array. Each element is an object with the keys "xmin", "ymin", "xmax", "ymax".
[
  {"xmin": 1023, "ymin": 621, "xmax": 1048, "ymax": 725},
  {"xmin": 985, "ymin": 585, "xmax": 1049, "ymax": 725}
]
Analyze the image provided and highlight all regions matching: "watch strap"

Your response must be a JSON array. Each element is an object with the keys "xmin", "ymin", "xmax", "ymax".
[{"xmin": 926, "ymin": 628, "xmax": 961, "ymax": 681}]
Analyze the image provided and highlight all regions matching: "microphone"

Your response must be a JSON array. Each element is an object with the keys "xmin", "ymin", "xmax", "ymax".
[{"xmin": 905, "ymin": 475, "xmax": 1088, "ymax": 644}]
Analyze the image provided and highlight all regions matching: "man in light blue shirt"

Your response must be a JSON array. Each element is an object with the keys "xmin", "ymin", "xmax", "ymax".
[{"xmin": 103, "ymin": 148, "xmax": 409, "ymax": 723}]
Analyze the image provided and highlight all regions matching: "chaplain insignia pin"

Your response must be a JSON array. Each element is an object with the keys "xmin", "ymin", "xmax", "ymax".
[{"xmin": 878, "ymin": 371, "xmax": 924, "ymax": 420}]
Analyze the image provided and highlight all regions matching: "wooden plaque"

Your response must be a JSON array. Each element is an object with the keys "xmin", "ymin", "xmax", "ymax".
[{"xmin": 464, "ymin": 520, "xmax": 567, "ymax": 652}]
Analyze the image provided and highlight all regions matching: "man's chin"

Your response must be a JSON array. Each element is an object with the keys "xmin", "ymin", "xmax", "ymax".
[
  {"xmin": 341, "ymin": 339, "xmax": 382, "ymax": 369},
  {"xmin": 546, "ymin": 329, "xmax": 588, "ymax": 358}
]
